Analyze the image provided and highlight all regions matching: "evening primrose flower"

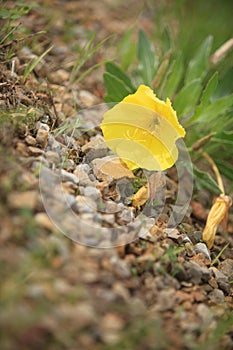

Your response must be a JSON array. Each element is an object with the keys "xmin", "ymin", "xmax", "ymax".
[{"xmin": 101, "ymin": 85, "xmax": 185, "ymax": 171}]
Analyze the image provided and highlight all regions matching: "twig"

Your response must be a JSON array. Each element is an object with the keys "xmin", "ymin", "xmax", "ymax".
[
  {"xmin": 202, "ymin": 151, "xmax": 225, "ymax": 194},
  {"xmin": 210, "ymin": 38, "xmax": 233, "ymax": 65},
  {"xmin": 191, "ymin": 132, "xmax": 216, "ymax": 151},
  {"xmin": 46, "ymin": 79, "xmax": 59, "ymax": 131}
]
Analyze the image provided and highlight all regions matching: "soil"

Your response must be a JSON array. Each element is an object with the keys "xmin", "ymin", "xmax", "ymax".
[{"xmin": 0, "ymin": 1, "xmax": 233, "ymax": 350}]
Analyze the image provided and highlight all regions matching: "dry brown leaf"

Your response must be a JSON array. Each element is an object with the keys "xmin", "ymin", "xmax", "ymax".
[{"xmin": 132, "ymin": 185, "xmax": 149, "ymax": 209}]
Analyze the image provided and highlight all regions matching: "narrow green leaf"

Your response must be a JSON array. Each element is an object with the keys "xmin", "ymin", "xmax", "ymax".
[
  {"xmin": 194, "ymin": 166, "xmax": 222, "ymax": 195},
  {"xmin": 105, "ymin": 62, "xmax": 135, "ymax": 91},
  {"xmin": 23, "ymin": 45, "xmax": 53, "ymax": 83},
  {"xmin": 212, "ymin": 131, "xmax": 233, "ymax": 146},
  {"xmin": 185, "ymin": 36, "xmax": 213, "ymax": 84},
  {"xmin": 117, "ymin": 28, "xmax": 136, "ymax": 70},
  {"xmin": 190, "ymin": 72, "xmax": 219, "ymax": 123},
  {"xmin": 201, "ymin": 72, "xmax": 219, "ymax": 107},
  {"xmin": 138, "ymin": 29, "xmax": 158, "ymax": 85},
  {"xmin": 191, "ymin": 94, "xmax": 233, "ymax": 123},
  {"xmin": 174, "ymin": 79, "xmax": 202, "ymax": 117},
  {"xmin": 103, "ymin": 72, "xmax": 133, "ymax": 102},
  {"xmin": 215, "ymin": 160, "xmax": 233, "ymax": 182},
  {"xmin": 161, "ymin": 26, "xmax": 172, "ymax": 52},
  {"xmin": 214, "ymin": 66, "xmax": 233, "ymax": 98},
  {"xmin": 163, "ymin": 53, "xmax": 184, "ymax": 99}
]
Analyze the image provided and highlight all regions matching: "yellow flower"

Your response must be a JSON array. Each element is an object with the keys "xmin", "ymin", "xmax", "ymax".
[{"xmin": 101, "ymin": 85, "xmax": 185, "ymax": 171}]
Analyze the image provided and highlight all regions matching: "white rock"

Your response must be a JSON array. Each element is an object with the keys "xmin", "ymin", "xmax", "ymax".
[{"xmin": 60, "ymin": 169, "xmax": 78, "ymax": 184}]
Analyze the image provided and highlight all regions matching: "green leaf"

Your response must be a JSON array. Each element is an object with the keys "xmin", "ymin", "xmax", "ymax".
[
  {"xmin": 201, "ymin": 72, "xmax": 219, "ymax": 107},
  {"xmin": 212, "ymin": 131, "xmax": 233, "ymax": 146},
  {"xmin": 163, "ymin": 53, "xmax": 184, "ymax": 99},
  {"xmin": 161, "ymin": 26, "xmax": 172, "ymax": 53},
  {"xmin": 137, "ymin": 29, "xmax": 158, "ymax": 85},
  {"xmin": 23, "ymin": 45, "xmax": 53, "ymax": 83},
  {"xmin": 194, "ymin": 166, "xmax": 222, "ymax": 195},
  {"xmin": 185, "ymin": 36, "xmax": 213, "ymax": 84},
  {"xmin": 190, "ymin": 72, "xmax": 219, "ymax": 123},
  {"xmin": 103, "ymin": 72, "xmax": 133, "ymax": 102},
  {"xmin": 215, "ymin": 160, "xmax": 233, "ymax": 182},
  {"xmin": 105, "ymin": 62, "xmax": 135, "ymax": 91},
  {"xmin": 174, "ymin": 79, "xmax": 202, "ymax": 117},
  {"xmin": 192, "ymin": 94, "xmax": 233, "ymax": 123},
  {"xmin": 117, "ymin": 28, "xmax": 136, "ymax": 70}
]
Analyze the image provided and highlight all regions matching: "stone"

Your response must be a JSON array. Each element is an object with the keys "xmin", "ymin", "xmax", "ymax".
[
  {"xmin": 82, "ymin": 134, "xmax": 105, "ymax": 153},
  {"xmin": 85, "ymin": 145, "xmax": 109, "ymax": 162},
  {"xmin": 209, "ymin": 267, "xmax": 231, "ymax": 294},
  {"xmin": 177, "ymin": 234, "xmax": 193, "ymax": 245},
  {"xmin": 15, "ymin": 142, "xmax": 28, "ymax": 156},
  {"xmin": 60, "ymin": 169, "xmax": 78, "ymax": 184},
  {"xmin": 99, "ymin": 200, "xmax": 124, "ymax": 214},
  {"xmin": 217, "ymin": 278, "xmax": 231, "ymax": 295},
  {"xmin": 92, "ymin": 156, "xmax": 134, "ymax": 182},
  {"xmin": 57, "ymin": 303, "xmax": 96, "ymax": 329},
  {"xmin": 208, "ymin": 289, "xmax": 225, "ymax": 304},
  {"xmin": 49, "ymin": 69, "xmax": 70, "ymax": 84},
  {"xmin": 75, "ymin": 195, "xmax": 97, "ymax": 213},
  {"xmin": 138, "ymin": 217, "xmax": 155, "ymax": 239},
  {"xmin": 164, "ymin": 228, "xmax": 180, "ymax": 240},
  {"xmin": 109, "ymin": 256, "xmax": 131, "ymax": 279},
  {"xmin": 25, "ymin": 135, "xmax": 37, "ymax": 146},
  {"xmin": 156, "ymin": 289, "xmax": 176, "ymax": 311},
  {"xmin": 8, "ymin": 190, "xmax": 38, "ymax": 209},
  {"xmin": 73, "ymin": 167, "xmax": 91, "ymax": 186},
  {"xmin": 185, "ymin": 261, "xmax": 212, "ymax": 285},
  {"xmin": 187, "ymin": 230, "xmax": 203, "ymax": 244},
  {"xmin": 45, "ymin": 150, "xmax": 60, "ymax": 164},
  {"xmin": 196, "ymin": 303, "xmax": 213, "ymax": 329},
  {"xmin": 36, "ymin": 128, "xmax": 48, "ymax": 148},
  {"xmin": 83, "ymin": 186, "xmax": 101, "ymax": 200},
  {"xmin": 79, "ymin": 89, "xmax": 99, "ymax": 107},
  {"xmin": 218, "ymin": 259, "xmax": 233, "ymax": 280},
  {"xmin": 28, "ymin": 146, "xmax": 44, "ymax": 156},
  {"xmin": 194, "ymin": 242, "xmax": 211, "ymax": 261},
  {"xmin": 62, "ymin": 181, "xmax": 78, "ymax": 195},
  {"xmin": 76, "ymin": 164, "xmax": 91, "ymax": 173},
  {"xmin": 101, "ymin": 213, "xmax": 115, "ymax": 225},
  {"xmin": 100, "ymin": 312, "xmax": 125, "ymax": 331},
  {"xmin": 209, "ymin": 266, "xmax": 228, "ymax": 281},
  {"xmin": 47, "ymin": 135, "xmax": 62, "ymax": 152},
  {"xmin": 34, "ymin": 212, "xmax": 55, "ymax": 231},
  {"xmin": 116, "ymin": 208, "xmax": 134, "ymax": 225}
]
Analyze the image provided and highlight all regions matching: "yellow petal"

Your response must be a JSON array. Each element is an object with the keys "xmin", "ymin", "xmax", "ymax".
[
  {"xmin": 122, "ymin": 85, "xmax": 185, "ymax": 137},
  {"xmin": 101, "ymin": 85, "xmax": 185, "ymax": 171}
]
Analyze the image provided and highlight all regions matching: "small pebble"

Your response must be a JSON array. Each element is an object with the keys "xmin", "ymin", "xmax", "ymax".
[
  {"xmin": 194, "ymin": 242, "xmax": 211, "ymax": 261},
  {"xmin": 83, "ymin": 186, "xmax": 101, "ymax": 200},
  {"xmin": 28, "ymin": 146, "xmax": 44, "ymax": 156},
  {"xmin": 208, "ymin": 289, "xmax": 225, "ymax": 304},
  {"xmin": 60, "ymin": 169, "xmax": 78, "ymax": 184},
  {"xmin": 36, "ymin": 128, "xmax": 48, "ymax": 148},
  {"xmin": 25, "ymin": 135, "xmax": 37, "ymax": 146}
]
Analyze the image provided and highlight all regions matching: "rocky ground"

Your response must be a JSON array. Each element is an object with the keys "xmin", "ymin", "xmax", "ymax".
[{"xmin": 0, "ymin": 1, "xmax": 233, "ymax": 350}]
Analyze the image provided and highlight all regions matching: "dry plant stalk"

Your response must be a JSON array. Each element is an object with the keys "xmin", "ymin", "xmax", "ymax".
[{"xmin": 210, "ymin": 38, "xmax": 233, "ymax": 64}]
